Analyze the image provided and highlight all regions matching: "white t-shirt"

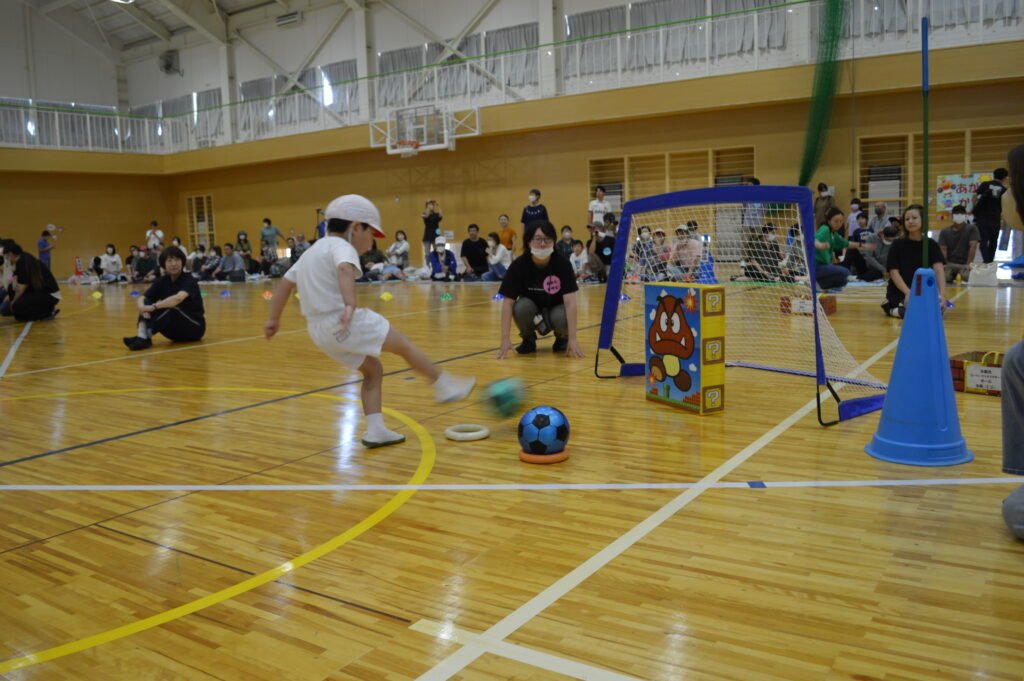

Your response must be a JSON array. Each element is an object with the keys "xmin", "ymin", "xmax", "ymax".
[
  {"xmin": 284, "ymin": 235, "xmax": 362, "ymax": 317},
  {"xmin": 488, "ymin": 243, "xmax": 512, "ymax": 268},
  {"xmin": 146, "ymin": 228, "xmax": 164, "ymax": 249},
  {"xmin": 570, "ymin": 251, "xmax": 587, "ymax": 276},
  {"xmin": 99, "ymin": 253, "xmax": 122, "ymax": 275},
  {"xmin": 589, "ymin": 199, "xmax": 611, "ymax": 226}
]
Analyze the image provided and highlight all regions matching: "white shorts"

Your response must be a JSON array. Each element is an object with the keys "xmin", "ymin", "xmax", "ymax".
[{"xmin": 307, "ymin": 308, "xmax": 391, "ymax": 369}]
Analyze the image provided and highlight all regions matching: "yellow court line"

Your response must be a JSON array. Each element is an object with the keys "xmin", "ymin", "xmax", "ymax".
[{"xmin": 0, "ymin": 386, "xmax": 436, "ymax": 673}]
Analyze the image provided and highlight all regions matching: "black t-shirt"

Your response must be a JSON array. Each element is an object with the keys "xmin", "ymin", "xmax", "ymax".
[
  {"xmin": 973, "ymin": 180, "xmax": 1005, "ymax": 224},
  {"xmin": 14, "ymin": 254, "xmax": 59, "ymax": 294},
  {"xmin": 885, "ymin": 237, "xmax": 945, "ymax": 298},
  {"xmin": 422, "ymin": 213, "xmax": 443, "ymax": 242},
  {"xmin": 145, "ymin": 273, "xmax": 205, "ymax": 323},
  {"xmin": 461, "ymin": 237, "xmax": 489, "ymax": 274},
  {"xmin": 588, "ymin": 235, "xmax": 616, "ymax": 265},
  {"xmin": 521, "ymin": 204, "xmax": 549, "ymax": 226},
  {"xmin": 499, "ymin": 252, "xmax": 579, "ymax": 309}
]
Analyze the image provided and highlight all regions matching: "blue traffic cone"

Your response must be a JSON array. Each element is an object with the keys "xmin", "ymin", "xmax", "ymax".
[{"xmin": 866, "ymin": 268, "xmax": 972, "ymax": 466}]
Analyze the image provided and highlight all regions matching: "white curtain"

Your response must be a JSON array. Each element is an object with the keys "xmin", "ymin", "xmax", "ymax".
[
  {"xmin": 564, "ymin": 7, "xmax": 627, "ymax": 77},
  {"xmin": 239, "ymin": 77, "xmax": 273, "ymax": 138},
  {"xmin": 626, "ymin": 0, "xmax": 707, "ymax": 69},
  {"xmin": 485, "ymin": 22, "xmax": 539, "ymax": 87},
  {"xmin": 712, "ymin": 0, "xmax": 787, "ymax": 58},
  {"xmin": 427, "ymin": 33, "xmax": 487, "ymax": 100},
  {"xmin": 274, "ymin": 68, "xmax": 319, "ymax": 125},
  {"xmin": 194, "ymin": 87, "xmax": 222, "ymax": 140},
  {"xmin": 377, "ymin": 45, "xmax": 426, "ymax": 108}
]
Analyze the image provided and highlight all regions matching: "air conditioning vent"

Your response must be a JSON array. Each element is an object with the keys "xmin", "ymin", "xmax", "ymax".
[{"xmin": 275, "ymin": 11, "xmax": 303, "ymax": 27}]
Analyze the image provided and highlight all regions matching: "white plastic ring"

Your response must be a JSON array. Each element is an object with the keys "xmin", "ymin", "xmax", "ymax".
[{"xmin": 444, "ymin": 424, "xmax": 491, "ymax": 441}]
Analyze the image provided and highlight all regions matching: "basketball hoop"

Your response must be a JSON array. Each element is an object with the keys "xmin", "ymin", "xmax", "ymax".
[{"xmin": 395, "ymin": 139, "xmax": 420, "ymax": 158}]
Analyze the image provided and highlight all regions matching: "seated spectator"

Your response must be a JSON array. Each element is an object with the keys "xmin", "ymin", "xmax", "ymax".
[
  {"xmin": 170, "ymin": 236, "xmax": 184, "ymax": 251},
  {"xmin": 358, "ymin": 240, "xmax": 388, "ymax": 282},
  {"xmin": 861, "ymin": 224, "xmax": 898, "ymax": 282},
  {"xmin": 428, "ymin": 237, "xmax": 458, "ymax": 282},
  {"xmin": 460, "ymin": 224, "xmax": 489, "ymax": 282},
  {"xmin": 212, "ymin": 243, "xmax": 246, "ymax": 282},
  {"xmin": 385, "ymin": 231, "xmax": 410, "ymax": 271},
  {"xmin": 841, "ymin": 212, "xmax": 873, "ymax": 276},
  {"xmin": 569, "ymin": 239, "xmax": 589, "ymax": 280},
  {"xmin": 743, "ymin": 223, "xmax": 787, "ymax": 281},
  {"xmin": 496, "ymin": 221, "xmax": 583, "ymax": 357},
  {"xmin": 603, "ymin": 212, "xmax": 619, "ymax": 235},
  {"xmin": 814, "ymin": 207, "xmax": 861, "ymax": 291},
  {"xmin": 587, "ymin": 222, "xmax": 616, "ymax": 283},
  {"xmin": 132, "ymin": 247, "xmax": 159, "ymax": 283},
  {"xmin": 122, "ymin": 246, "xmax": 205, "ymax": 351},
  {"xmin": 188, "ymin": 244, "xmax": 208, "ymax": 273},
  {"xmin": 199, "ymin": 245, "xmax": 222, "ymax": 281},
  {"xmin": 632, "ymin": 226, "xmax": 661, "ymax": 281},
  {"xmin": 1, "ymin": 240, "xmax": 61, "ymax": 321},
  {"xmin": 939, "ymin": 205, "xmax": 980, "ymax": 283},
  {"xmin": 778, "ymin": 223, "xmax": 807, "ymax": 277},
  {"xmin": 97, "ymin": 244, "xmax": 124, "ymax": 282},
  {"xmin": 556, "ymin": 226, "xmax": 574, "ymax": 260},
  {"xmin": 294, "ymin": 233, "xmax": 311, "ymax": 258},
  {"xmin": 270, "ymin": 238, "xmax": 298, "ymax": 278},
  {"xmin": 235, "ymin": 231, "xmax": 256, "ymax": 273},
  {"xmin": 0, "ymin": 239, "xmax": 13, "ymax": 310},
  {"xmin": 125, "ymin": 245, "xmax": 139, "ymax": 275},
  {"xmin": 484, "ymin": 232, "xmax": 512, "ymax": 282},
  {"xmin": 259, "ymin": 239, "xmax": 278, "ymax": 276},
  {"xmin": 670, "ymin": 222, "xmax": 702, "ymax": 280}
]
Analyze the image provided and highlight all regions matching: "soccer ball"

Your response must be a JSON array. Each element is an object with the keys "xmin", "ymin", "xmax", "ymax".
[
  {"xmin": 484, "ymin": 378, "xmax": 525, "ymax": 418},
  {"xmin": 517, "ymin": 406, "xmax": 570, "ymax": 456}
]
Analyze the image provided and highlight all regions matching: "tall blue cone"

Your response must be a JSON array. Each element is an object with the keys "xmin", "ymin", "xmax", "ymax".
[{"xmin": 866, "ymin": 268, "xmax": 972, "ymax": 466}]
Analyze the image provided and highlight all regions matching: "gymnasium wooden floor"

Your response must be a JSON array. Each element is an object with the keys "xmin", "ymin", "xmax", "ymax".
[{"xmin": 1, "ymin": 279, "xmax": 1022, "ymax": 681}]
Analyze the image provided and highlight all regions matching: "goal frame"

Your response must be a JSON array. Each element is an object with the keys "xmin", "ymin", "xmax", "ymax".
[{"xmin": 594, "ymin": 184, "xmax": 885, "ymax": 426}]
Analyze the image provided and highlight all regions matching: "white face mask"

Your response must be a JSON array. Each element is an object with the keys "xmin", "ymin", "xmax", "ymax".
[
  {"xmin": 640, "ymin": 232, "xmax": 652, "ymax": 241},
  {"xmin": 435, "ymin": 246, "xmax": 446, "ymax": 253},
  {"xmin": 952, "ymin": 214, "xmax": 967, "ymax": 224},
  {"xmin": 562, "ymin": 233, "xmax": 572, "ymax": 240},
  {"xmin": 598, "ymin": 231, "xmax": 607, "ymax": 239},
  {"xmin": 531, "ymin": 246, "xmax": 553, "ymax": 259},
  {"xmin": 882, "ymin": 239, "xmax": 893, "ymax": 245},
  {"xmin": 850, "ymin": 204, "xmax": 860, "ymax": 212}
]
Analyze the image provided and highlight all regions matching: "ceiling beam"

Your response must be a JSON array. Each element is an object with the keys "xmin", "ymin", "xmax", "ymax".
[
  {"xmin": 274, "ymin": 0, "xmax": 291, "ymax": 9},
  {"xmin": 430, "ymin": 0, "xmax": 499, "ymax": 65},
  {"xmin": 152, "ymin": 0, "xmax": 226, "ymax": 45},
  {"xmin": 18, "ymin": 0, "xmax": 122, "ymax": 64},
  {"xmin": 115, "ymin": 2, "xmax": 172, "ymax": 43},
  {"xmin": 275, "ymin": 5, "xmax": 349, "ymax": 94},
  {"xmin": 40, "ymin": 0, "xmax": 77, "ymax": 14},
  {"xmin": 376, "ymin": 0, "xmax": 524, "ymax": 101}
]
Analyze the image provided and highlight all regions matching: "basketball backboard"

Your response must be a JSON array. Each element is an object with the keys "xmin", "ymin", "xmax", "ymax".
[{"xmin": 370, "ymin": 105, "xmax": 480, "ymax": 157}]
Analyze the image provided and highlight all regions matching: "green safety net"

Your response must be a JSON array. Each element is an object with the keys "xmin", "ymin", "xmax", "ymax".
[{"xmin": 797, "ymin": 0, "xmax": 845, "ymax": 187}]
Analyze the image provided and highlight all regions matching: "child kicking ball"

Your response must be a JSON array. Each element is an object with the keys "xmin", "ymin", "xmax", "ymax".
[{"xmin": 264, "ymin": 194, "xmax": 476, "ymax": 447}]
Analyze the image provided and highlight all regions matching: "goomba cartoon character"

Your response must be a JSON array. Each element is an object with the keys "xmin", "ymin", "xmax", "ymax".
[{"xmin": 648, "ymin": 294, "xmax": 695, "ymax": 392}]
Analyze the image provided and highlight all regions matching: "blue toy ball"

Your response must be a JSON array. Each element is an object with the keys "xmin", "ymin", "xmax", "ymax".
[
  {"xmin": 518, "ymin": 406, "xmax": 570, "ymax": 456},
  {"xmin": 483, "ymin": 377, "xmax": 524, "ymax": 418},
  {"xmin": 130, "ymin": 291, "xmax": 140, "ymax": 298},
  {"xmin": 220, "ymin": 290, "xmax": 231, "ymax": 297}
]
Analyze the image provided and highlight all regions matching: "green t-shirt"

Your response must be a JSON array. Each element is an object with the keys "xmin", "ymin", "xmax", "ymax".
[{"xmin": 814, "ymin": 225, "xmax": 849, "ymax": 265}]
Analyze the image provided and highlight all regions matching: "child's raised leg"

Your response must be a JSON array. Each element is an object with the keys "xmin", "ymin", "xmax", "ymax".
[
  {"xmin": 381, "ymin": 328, "xmax": 475, "ymax": 403},
  {"xmin": 358, "ymin": 355, "xmax": 406, "ymax": 448}
]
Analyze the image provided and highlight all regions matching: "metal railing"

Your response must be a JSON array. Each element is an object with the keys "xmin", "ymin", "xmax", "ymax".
[{"xmin": 0, "ymin": 0, "xmax": 1018, "ymax": 155}]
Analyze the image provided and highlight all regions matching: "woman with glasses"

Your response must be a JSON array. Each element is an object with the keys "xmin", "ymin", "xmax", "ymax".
[{"xmin": 496, "ymin": 221, "xmax": 584, "ymax": 358}]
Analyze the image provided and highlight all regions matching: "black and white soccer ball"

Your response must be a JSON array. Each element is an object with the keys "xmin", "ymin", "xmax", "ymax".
[{"xmin": 517, "ymin": 406, "xmax": 570, "ymax": 455}]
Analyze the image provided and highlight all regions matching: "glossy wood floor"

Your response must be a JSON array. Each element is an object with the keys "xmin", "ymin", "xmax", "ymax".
[{"xmin": 1, "ymin": 279, "xmax": 1022, "ymax": 681}]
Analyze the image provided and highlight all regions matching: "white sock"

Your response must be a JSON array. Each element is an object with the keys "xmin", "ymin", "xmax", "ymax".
[
  {"xmin": 433, "ymin": 371, "xmax": 451, "ymax": 391},
  {"xmin": 137, "ymin": 321, "xmax": 151, "ymax": 339},
  {"xmin": 366, "ymin": 413, "xmax": 385, "ymax": 435}
]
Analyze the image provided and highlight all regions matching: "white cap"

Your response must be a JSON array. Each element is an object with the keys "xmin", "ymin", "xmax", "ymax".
[
  {"xmin": 434, "ymin": 236, "xmax": 447, "ymax": 246},
  {"xmin": 324, "ymin": 194, "xmax": 384, "ymax": 238}
]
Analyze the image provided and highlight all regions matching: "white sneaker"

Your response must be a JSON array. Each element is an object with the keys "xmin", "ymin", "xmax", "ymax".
[
  {"xmin": 434, "ymin": 372, "xmax": 476, "ymax": 404},
  {"xmin": 361, "ymin": 427, "xmax": 406, "ymax": 449}
]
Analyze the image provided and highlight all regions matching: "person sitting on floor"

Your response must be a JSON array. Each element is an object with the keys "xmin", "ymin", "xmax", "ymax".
[
  {"xmin": 123, "ymin": 246, "xmax": 205, "ymax": 351},
  {"xmin": 1, "ymin": 240, "xmax": 61, "ymax": 321},
  {"xmin": 428, "ymin": 237, "xmax": 459, "ymax": 282}
]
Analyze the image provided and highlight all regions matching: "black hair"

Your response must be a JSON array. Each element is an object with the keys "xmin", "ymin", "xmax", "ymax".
[
  {"xmin": 994, "ymin": 167, "xmax": 1009, "ymax": 180},
  {"xmin": 882, "ymin": 224, "xmax": 900, "ymax": 239},
  {"xmin": 130, "ymin": 244, "xmax": 140, "ymax": 251},
  {"xmin": 749, "ymin": 177, "xmax": 761, "ymax": 186},
  {"xmin": 499, "ymin": 213, "xmax": 509, "ymax": 221},
  {"xmin": 224, "ymin": 242, "xmax": 235, "ymax": 249},
  {"xmin": 211, "ymin": 245, "xmax": 222, "ymax": 256},
  {"xmin": 160, "ymin": 246, "xmax": 186, "ymax": 269},
  {"xmin": 3, "ymin": 241, "xmax": 23, "ymax": 256},
  {"xmin": 150, "ymin": 220, "xmax": 158, "ymax": 227},
  {"xmin": 596, "ymin": 185, "xmax": 606, "ymax": 193},
  {"xmin": 789, "ymin": 223, "xmax": 801, "ymax": 237},
  {"xmin": 824, "ymin": 207, "xmax": 845, "ymax": 225},
  {"xmin": 523, "ymin": 221, "xmax": 556, "ymax": 256},
  {"xmin": 850, "ymin": 197, "xmax": 862, "ymax": 205},
  {"xmin": 41, "ymin": 230, "xmax": 51, "ymax": 237},
  {"xmin": 686, "ymin": 220, "xmax": 698, "ymax": 229},
  {"xmin": 395, "ymin": 230, "xmax": 407, "ymax": 240},
  {"xmin": 171, "ymin": 236, "xmax": 181, "ymax": 244},
  {"xmin": 561, "ymin": 225, "xmax": 572, "ymax": 233},
  {"xmin": 327, "ymin": 217, "xmax": 353, "ymax": 234},
  {"xmin": 603, "ymin": 212, "xmax": 617, "ymax": 225},
  {"xmin": 1008, "ymin": 145, "xmax": 1024, "ymax": 227},
  {"xmin": 468, "ymin": 223, "xmax": 479, "ymax": 232},
  {"xmin": 263, "ymin": 217, "xmax": 271, "ymax": 224},
  {"xmin": 571, "ymin": 239, "xmax": 584, "ymax": 248},
  {"xmin": 951, "ymin": 204, "xmax": 967, "ymax": 214},
  {"xmin": 638, "ymin": 225, "xmax": 651, "ymax": 235},
  {"xmin": 197, "ymin": 243, "xmax": 206, "ymax": 251},
  {"xmin": 817, "ymin": 182, "xmax": 828, "ymax": 192},
  {"xmin": 487, "ymin": 232, "xmax": 501, "ymax": 245},
  {"xmin": 237, "ymin": 231, "xmax": 248, "ymax": 240},
  {"xmin": 106, "ymin": 243, "xmax": 116, "ymax": 253},
  {"xmin": 856, "ymin": 212, "xmax": 868, "ymax": 222},
  {"xmin": 529, "ymin": 188, "xmax": 541, "ymax": 198},
  {"xmin": 900, "ymin": 204, "xmax": 925, "ymax": 237}
]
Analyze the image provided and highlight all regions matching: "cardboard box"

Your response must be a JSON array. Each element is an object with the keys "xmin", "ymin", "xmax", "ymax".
[
  {"xmin": 949, "ymin": 351, "xmax": 1003, "ymax": 396},
  {"xmin": 780, "ymin": 294, "xmax": 836, "ymax": 316},
  {"xmin": 644, "ymin": 283, "xmax": 725, "ymax": 415}
]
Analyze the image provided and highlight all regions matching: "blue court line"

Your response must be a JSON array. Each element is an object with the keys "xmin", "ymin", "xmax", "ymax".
[{"xmin": 747, "ymin": 481, "xmax": 767, "ymax": 488}]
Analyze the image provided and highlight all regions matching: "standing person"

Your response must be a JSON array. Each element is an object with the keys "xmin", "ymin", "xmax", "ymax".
[
  {"xmin": 260, "ymin": 217, "xmax": 285, "ymax": 253},
  {"xmin": 556, "ymin": 226, "xmax": 575, "ymax": 260},
  {"xmin": 497, "ymin": 221, "xmax": 584, "ymax": 358},
  {"xmin": 37, "ymin": 229, "xmax": 55, "ymax": 271},
  {"xmin": 122, "ymin": 247, "xmax": 205, "ymax": 351},
  {"xmin": 521, "ymin": 188, "xmax": 549, "ymax": 230},
  {"xmin": 939, "ymin": 205, "xmax": 980, "ymax": 283},
  {"xmin": 427, "ymin": 237, "xmax": 458, "ymax": 282},
  {"xmin": 421, "ymin": 200, "xmax": 443, "ymax": 268},
  {"xmin": 498, "ymin": 214, "xmax": 517, "ymax": 254},
  {"xmin": 814, "ymin": 207, "xmax": 861, "ymax": 291},
  {"xmin": 813, "ymin": 182, "xmax": 835, "ymax": 230},
  {"xmin": 460, "ymin": 224, "xmax": 489, "ymax": 281},
  {"xmin": 587, "ymin": 222, "xmax": 616, "ymax": 283},
  {"xmin": 588, "ymin": 186, "xmax": 611, "ymax": 227},
  {"xmin": 264, "ymin": 194, "xmax": 475, "ymax": 448},
  {"xmin": 974, "ymin": 167, "xmax": 1009, "ymax": 263},
  {"xmin": 1, "ymin": 241, "xmax": 60, "ymax": 321},
  {"xmin": 145, "ymin": 220, "xmax": 164, "ymax": 250},
  {"xmin": 999, "ymin": 145, "xmax": 1024, "ymax": 539},
  {"xmin": 868, "ymin": 202, "xmax": 892, "ymax": 234},
  {"xmin": 483, "ymin": 232, "xmax": 512, "ymax": 282},
  {"xmin": 881, "ymin": 204, "xmax": 946, "ymax": 318}
]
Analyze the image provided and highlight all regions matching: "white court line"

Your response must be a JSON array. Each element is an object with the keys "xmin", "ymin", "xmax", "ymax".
[
  {"xmin": 1, "ymin": 478, "xmax": 1020, "ymax": 493},
  {"xmin": 3, "ymin": 299, "xmax": 493, "ymax": 379},
  {"xmin": 0, "ymin": 321, "xmax": 33, "ymax": 379},
  {"xmin": 415, "ymin": 335, "xmax": 905, "ymax": 680},
  {"xmin": 410, "ymin": 620, "xmax": 644, "ymax": 681}
]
